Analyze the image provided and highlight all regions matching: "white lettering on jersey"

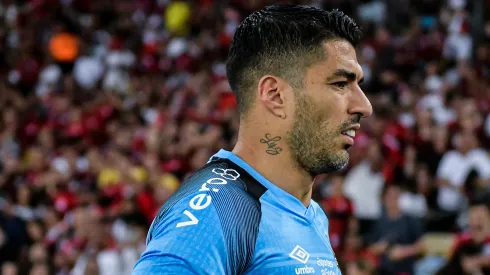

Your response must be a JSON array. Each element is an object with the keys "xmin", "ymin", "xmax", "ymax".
[
  {"xmin": 317, "ymin": 258, "xmax": 341, "ymax": 275},
  {"xmin": 189, "ymin": 194, "xmax": 212, "ymax": 210},
  {"xmin": 176, "ymin": 168, "xmax": 240, "ymax": 228},
  {"xmin": 290, "ymin": 246, "xmax": 316, "ymax": 274},
  {"xmin": 316, "ymin": 259, "xmax": 335, "ymax": 268},
  {"xmin": 212, "ymin": 168, "xmax": 240, "ymax": 180},
  {"xmin": 295, "ymin": 266, "xmax": 315, "ymax": 274},
  {"xmin": 176, "ymin": 210, "xmax": 199, "ymax": 228}
]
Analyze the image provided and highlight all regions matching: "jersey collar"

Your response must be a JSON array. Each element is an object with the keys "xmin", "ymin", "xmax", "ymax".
[{"xmin": 210, "ymin": 149, "xmax": 314, "ymax": 219}]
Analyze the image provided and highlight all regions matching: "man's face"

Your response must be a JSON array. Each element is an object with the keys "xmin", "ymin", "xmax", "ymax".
[
  {"xmin": 287, "ymin": 40, "xmax": 372, "ymax": 176},
  {"xmin": 383, "ymin": 185, "xmax": 400, "ymax": 210},
  {"xmin": 468, "ymin": 205, "xmax": 490, "ymax": 243}
]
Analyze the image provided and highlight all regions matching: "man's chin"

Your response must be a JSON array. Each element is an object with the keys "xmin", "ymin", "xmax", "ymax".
[
  {"xmin": 343, "ymin": 143, "xmax": 354, "ymax": 150},
  {"xmin": 331, "ymin": 151, "xmax": 350, "ymax": 171},
  {"xmin": 309, "ymin": 155, "xmax": 349, "ymax": 175}
]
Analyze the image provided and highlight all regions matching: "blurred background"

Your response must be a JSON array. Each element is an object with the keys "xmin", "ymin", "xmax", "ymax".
[{"xmin": 0, "ymin": 0, "xmax": 490, "ymax": 274}]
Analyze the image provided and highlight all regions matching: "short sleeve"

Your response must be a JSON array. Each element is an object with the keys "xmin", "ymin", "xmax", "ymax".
[
  {"xmin": 436, "ymin": 151, "xmax": 456, "ymax": 180},
  {"xmin": 132, "ymin": 162, "xmax": 264, "ymax": 275},
  {"xmin": 132, "ymin": 194, "xmax": 229, "ymax": 275}
]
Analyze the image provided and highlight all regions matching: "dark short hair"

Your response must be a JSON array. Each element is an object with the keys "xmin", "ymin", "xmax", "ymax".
[
  {"xmin": 226, "ymin": 4, "xmax": 362, "ymax": 116},
  {"xmin": 470, "ymin": 193, "xmax": 490, "ymax": 210}
]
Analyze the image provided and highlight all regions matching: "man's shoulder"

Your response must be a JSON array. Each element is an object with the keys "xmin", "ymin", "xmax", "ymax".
[
  {"xmin": 175, "ymin": 157, "xmax": 268, "ymax": 209},
  {"xmin": 148, "ymin": 158, "xmax": 268, "ymax": 240},
  {"xmin": 441, "ymin": 150, "xmax": 461, "ymax": 161},
  {"xmin": 142, "ymin": 158, "xmax": 267, "ymax": 274},
  {"xmin": 138, "ymin": 158, "xmax": 268, "ymax": 275}
]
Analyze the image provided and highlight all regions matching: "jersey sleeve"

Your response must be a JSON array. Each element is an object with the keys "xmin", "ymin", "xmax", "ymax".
[
  {"xmin": 132, "ymin": 164, "xmax": 263, "ymax": 275},
  {"xmin": 132, "ymin": 193, "xmax": 228, "ymax": 275}
]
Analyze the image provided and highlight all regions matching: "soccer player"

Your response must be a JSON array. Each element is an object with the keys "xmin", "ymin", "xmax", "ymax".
[{"xmin": 132, "ymin": 4, "xmax": 372, "ymax": 275}]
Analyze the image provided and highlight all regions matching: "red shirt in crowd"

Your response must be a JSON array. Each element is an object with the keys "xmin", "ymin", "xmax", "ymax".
[
  {"xmin": 321, "ymin": 195, "xmax": 354, "ymax": 255},
  {"xmin": 451, "ymin": 233, "xmax": 490, "ymax": 259}
]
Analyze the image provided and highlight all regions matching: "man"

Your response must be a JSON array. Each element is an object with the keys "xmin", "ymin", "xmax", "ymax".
[
  {"xmin": 366, "ymin": 184, "xmax": 424, "ymax": 275},
  {"xmin": 437, "ymin": 202, "xmax": 490, "ymax": 275},
  {"xmin": 132, "ymin": 4, "xmax": 372, "ymax": 275},
  {"xmin": 321, "ymin": 173, "xmax": 356, "ymax": 255},
  {"xmin": 436, "ymin": 130, "xmax": 490, "ymax": 213},
  {"xmin": 344, "ymin": 140, "xmax": 385, "ymax": 235}
]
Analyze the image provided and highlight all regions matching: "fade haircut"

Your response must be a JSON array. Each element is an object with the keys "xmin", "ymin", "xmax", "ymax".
[{"xmin": 226, "ymin": 4, "xmax": 362, "ymax": 117}]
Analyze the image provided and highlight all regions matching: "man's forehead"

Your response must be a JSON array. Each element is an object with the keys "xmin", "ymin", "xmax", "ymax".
[
  {"xmin": 471, "ymin": 205, "xmax": 490, "ymax": 216},
  {"xmin": 322, "ymin": 40, "xmax": 356, "ymax": 57},
  {"xmin": 319, "ymin": 40, "xmax": 363, "ymax": 78}
]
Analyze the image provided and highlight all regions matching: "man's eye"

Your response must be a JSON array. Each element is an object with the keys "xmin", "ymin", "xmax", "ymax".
[{"xmin": 332, "ymin": 82, "xmax": 348, "ymax": 89}]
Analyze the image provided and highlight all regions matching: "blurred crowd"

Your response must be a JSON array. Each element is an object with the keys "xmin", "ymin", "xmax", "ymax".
[{"xmin": 0, "ymin": 0, "xmax": 490, "ymax": 274}]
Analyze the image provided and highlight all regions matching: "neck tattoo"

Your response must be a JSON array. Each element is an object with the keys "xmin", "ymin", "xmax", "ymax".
[{"xmin": 260, "ymin": 133, "xmax": 283, "ymax": 155}]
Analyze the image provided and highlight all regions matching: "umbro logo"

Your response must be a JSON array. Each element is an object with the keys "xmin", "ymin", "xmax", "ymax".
[{"xmin": 289, "ymin": 245, "xmax": 310, "ymax": 264}]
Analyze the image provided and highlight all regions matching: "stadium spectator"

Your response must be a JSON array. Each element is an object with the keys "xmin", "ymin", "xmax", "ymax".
[
  {"xmin": 366, "ymin": 184, "xmax": 424, "ymax": 275},
  {"xmin": 321, "ymin": 173, "xmax": 356, "ymax": 255},
  {"xmin": 344, "ymin": 139, "xmax": 385, "ymax": 235},
  {"xmin": 437, "ymin": 202, "xmax": 490, "ymax": 275}
]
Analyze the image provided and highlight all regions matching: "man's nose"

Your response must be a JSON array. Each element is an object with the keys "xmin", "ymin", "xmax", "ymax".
[{"xmin": 348, "ymin": 87, "xmax": 373, "ymax": 118}]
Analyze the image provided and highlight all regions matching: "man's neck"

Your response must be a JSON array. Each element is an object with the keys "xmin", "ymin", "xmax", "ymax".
[
  {"xmin": 331, "ymin": 190, "xmax": 343, "ymax": 197},
  {"xmin": 232, "ymin": 137, "xmax": 314, "ymax": 208},
  {"xmin": 386, "ymin": 208, "xmax": 402, "ymax": 219}
]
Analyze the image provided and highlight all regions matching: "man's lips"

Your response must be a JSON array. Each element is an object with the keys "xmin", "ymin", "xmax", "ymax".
[{"xmin": 341, "ymin": 124, "xmax": 360, "ymax": 139}]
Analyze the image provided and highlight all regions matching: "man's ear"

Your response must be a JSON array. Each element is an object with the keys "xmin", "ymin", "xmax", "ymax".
[{"xmin": 257, "ymin": 75, "xmax": 287, "ymax": 119}]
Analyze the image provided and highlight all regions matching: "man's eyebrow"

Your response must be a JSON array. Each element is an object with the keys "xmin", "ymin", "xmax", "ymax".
[{"xmin": 326, "ymin": 69, "xmax": 362, "ymax": 83}]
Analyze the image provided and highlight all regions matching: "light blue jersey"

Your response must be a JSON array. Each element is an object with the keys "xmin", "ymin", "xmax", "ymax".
[{"xmin": 133, "ymin": 149, "xmax": 341, "ymax": 275}]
